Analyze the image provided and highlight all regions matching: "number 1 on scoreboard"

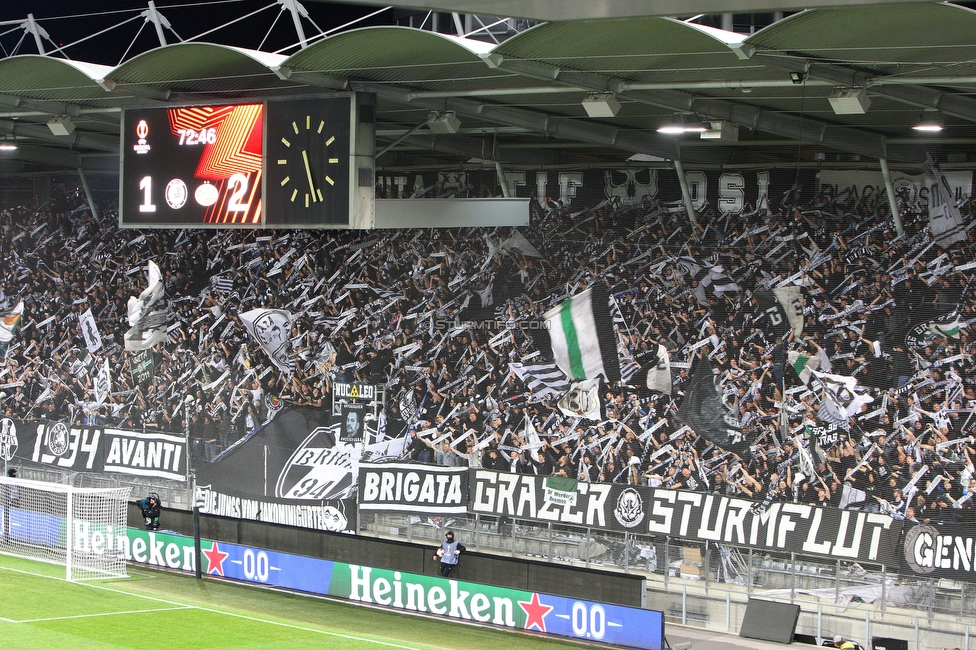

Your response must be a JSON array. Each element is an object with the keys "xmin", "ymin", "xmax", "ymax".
[{"xmin": 139, "ymin": 176, "xmax": 157, "ymax": 213}]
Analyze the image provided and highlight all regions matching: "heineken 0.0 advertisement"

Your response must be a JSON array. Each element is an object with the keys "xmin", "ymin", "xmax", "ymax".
[{"xmin": 104, "ymin": 528, "xmax": 663, "ymax": 650}]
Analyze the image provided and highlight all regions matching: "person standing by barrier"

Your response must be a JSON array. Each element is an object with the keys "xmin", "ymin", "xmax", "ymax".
[
  {"xmin": 434, "ymin": 530, "xmax": 465, "ymax": 578},
  {"xmin": 831, "ymin": 634, "xmax": 857, "ymax": 649}
]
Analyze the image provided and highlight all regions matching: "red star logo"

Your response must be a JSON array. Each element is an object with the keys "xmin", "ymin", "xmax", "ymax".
[
  {"xmin": 202, "ymin": 541, "xmax": 229, "ymax": 576},
  {"xmin": 518, "ymin": 592, "xmax": 553, "ymax": 632}
]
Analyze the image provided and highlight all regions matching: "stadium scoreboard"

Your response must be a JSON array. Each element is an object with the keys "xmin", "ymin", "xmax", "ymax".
[{"xmin": 120, "ymin": 94, "xmax": 375, "ymax": 229}]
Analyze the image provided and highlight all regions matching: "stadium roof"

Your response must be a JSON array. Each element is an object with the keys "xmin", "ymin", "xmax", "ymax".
[
  {"xmin": 2, "ymin": 2, "xmax": 976, "ymax": 176},
  {"xmin": 342, "ymin": 0, "xmax": 927, "ymax": 22}
]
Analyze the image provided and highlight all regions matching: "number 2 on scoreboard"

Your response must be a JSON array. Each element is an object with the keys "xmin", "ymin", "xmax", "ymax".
[{"xmin": 228, "ymin": 173, "xmax": 249, "ymax": 212}]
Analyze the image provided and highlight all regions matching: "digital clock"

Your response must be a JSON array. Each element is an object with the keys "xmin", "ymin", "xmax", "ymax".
[{"xmin": 176, "ymin": 128, "xmax": 217, "ymax": 146}]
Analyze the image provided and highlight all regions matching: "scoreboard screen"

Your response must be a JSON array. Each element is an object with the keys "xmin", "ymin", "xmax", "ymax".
[
  {"xmin": 121, "ymin": 103, "xmax": 265, "ymax": 226},
  {"xmin": 119, "ymin": 94, "xmax": 374, "ymax": 229}
]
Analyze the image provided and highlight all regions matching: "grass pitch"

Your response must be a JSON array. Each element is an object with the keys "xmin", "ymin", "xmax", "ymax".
[{"xmin": 0, "ymin": 554, "xmax": 585, "ymax": 650}]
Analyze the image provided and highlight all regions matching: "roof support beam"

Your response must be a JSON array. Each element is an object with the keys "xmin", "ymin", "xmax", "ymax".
[
  {"xmin": 398, "ymin": 133, "xmax": 563, "ymax": 166},
  {"xmin": 0, "ymin": 120, "xmax": 118, "ymax": 152},
  {"xmin": 481, "ymin": 53, "xmax": 919, "ymax": 163},
  {"xmin": 0, "ymin": 94, "xmax": 120, "ymax": 125},
  {"xmin": 747, "ymin": 50, "xmax": 976, "ymax": 124},
  {"xmin": 380, "ymin": 131, "xmax": 491, "ymax": 162},
  {"xmin": 350, "ymin": 81, "xmax": 687, "ymax": 162},
  {"xmin": 141, "ymin": 1, "xmax": 179, "ymax": 47},
  {"xmin": 290, "ymin": 71, "xmax": 727, "ymax": 163}
]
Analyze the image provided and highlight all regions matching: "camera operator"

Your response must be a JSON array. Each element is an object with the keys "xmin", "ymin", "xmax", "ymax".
[{"xmin": 136, "ymin": 493, "xmax": 161, "ymax": 531}]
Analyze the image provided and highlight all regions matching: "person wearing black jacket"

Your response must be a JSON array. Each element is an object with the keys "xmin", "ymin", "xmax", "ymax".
[
  {"xmin": 433, "ymin": 530, "xmax": 466, "ymax": 577},
  {"xmin": 137, "ymin": 493, "xmax": 161, "ymax": 531}
]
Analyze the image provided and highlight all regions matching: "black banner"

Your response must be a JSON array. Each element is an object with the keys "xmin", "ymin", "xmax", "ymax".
[
  {"xmin": 676, "ymin": 358, "xmax": 751, "ymax": 457},
  {"xmin": 2, "ymin": 417, "xmax": 187, "ymax": 481},
  {"xmin": 468, "ymin": 469, "xmax": 903, "ymax": 566},
  {"xmin": 902, "ymin": 523, "xmax": 976, "ymax": 579},
  {"xmin": 101, "ymin": 428, "xmax": 187, "ymax": 481},
  {"xmin": 195, "ymin": 406, "xmax": 356, "ymax": 532},
  {"xmin": 376, "ymin": 167, "xmax": 813, "ymax": 214},
  {"xmin": 807, "ymin": 423, "xmax": 840, "ymax": 450},
  {"xmin": 754, "ymin": 291, "xmax": 790, "ymax": 337},
  {"xmin": 130, "ymin": 348, "xmax": 155, "ymax": 389},
  {"xmin": 358, "ymin": 462, "xmax": 469, "ymax": 514},
  {"xmin": 903, "ymin": 308, "xmax": 960, "ymax": 352}
]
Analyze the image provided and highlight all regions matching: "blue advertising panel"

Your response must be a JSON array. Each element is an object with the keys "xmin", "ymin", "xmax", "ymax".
[{"xmin": 125, "ymin": 529, "xmax": 663, "ymax": 650}]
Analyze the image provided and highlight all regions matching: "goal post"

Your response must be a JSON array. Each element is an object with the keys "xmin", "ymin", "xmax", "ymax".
[{"xmin": 0, "ymin": 476, "xmax": 132, "ymax": 581}]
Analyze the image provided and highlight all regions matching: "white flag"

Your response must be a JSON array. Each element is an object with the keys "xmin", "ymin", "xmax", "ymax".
[
  {"xmin": 811, "ymin": 370, "xmax": 858, "ymax": 393},
  {"xmin": 523, "ymin": 416, "xmax": 543, "ymax": 452},
  {"xmin": 125, "ymin": 261, "xmax": 168, "ymax": 351},
  {"xmin": 558, "ymin": 379, "xmax": 602, "ymax": 421},
  {"xmin": 95, "ymin": 358, "xmax": 112, "ymax": 406},
  {"xmin": 924, "ymin": 157, "xmax": 967, "ymax": 248},
  {"xmin": 78, "ymin": 308, "xmax": 103, "ymax": 352},
  {"xmin": 645, "ymin": 343, "xmax": 672, "ymax": 395},
  {"xmin": 240, "ymin": 308, "xmax": 294, "ymax": 374},
  {"xmin": 772, "ymin": 285, "xmax": 804, "ymax": 335}
]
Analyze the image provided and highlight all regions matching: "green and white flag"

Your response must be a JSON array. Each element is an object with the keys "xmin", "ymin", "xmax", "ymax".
[
  {"xmin": 788, "ymin": 350, "xmax": 819, "ymax": 385},
  {"xmin": 929, "ymin": 316, "xmax": 961, "ymax": 339},
  {"xmin": 0, "ymin": 300, "xmax": 23, "ymax": 356},
  {"xmin": 542, "ymin": 284, "xmax": 620, "ymax": 382},
  {"xmin": 544, "ymin": 476, "xmax": 578, "ymax": 507}
]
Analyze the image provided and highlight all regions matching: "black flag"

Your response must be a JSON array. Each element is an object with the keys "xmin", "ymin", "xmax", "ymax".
[
  {"xmin": 754, "ymin": 291, "xmax": 791, "ymax": 337},
  {"xmin": 677, "ymin": 358, "xmax": 751, "ymax": 457}
]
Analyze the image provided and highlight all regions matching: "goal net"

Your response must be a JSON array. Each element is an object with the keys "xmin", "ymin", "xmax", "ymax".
[{"xmin": 0, "ymin": 477, "xmax": 131, "ymax": 581}]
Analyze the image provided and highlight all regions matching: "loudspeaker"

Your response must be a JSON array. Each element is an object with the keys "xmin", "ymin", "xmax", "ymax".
[
  {"xmin": 581, "ymin": 93, "xmax": 621, "ymax": 118},
  {"xmin": 871, "ymin": 637, "xmax": 908, "ymax": 650},
  {"xmin": 47, "ymin": 116, "xmax": 75, "ymax": 136},
  {"xmin": 428, "ymin": 113, "xmax": 460, "ymax": 134},
  {"xmin": 738, "ymin": 598, "xmax": 801, "ymax": 644},
  {"xmin": 828, "ymin": 88, "xmax": 871, "ymax": 115}
]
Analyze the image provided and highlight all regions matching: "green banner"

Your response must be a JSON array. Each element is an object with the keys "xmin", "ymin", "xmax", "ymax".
[{"xmin": 330, "ymin": 563, "xmax": 531, "ymax": 628}]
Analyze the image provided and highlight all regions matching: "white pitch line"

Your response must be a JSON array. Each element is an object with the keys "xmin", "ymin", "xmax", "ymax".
[
  {"xmin": 0, "ymin": 564, "xmax": 429, "ymax": 650},
  {"xmin": 11, "ymin": 606, "xmax": 191, "ymax": 624}
]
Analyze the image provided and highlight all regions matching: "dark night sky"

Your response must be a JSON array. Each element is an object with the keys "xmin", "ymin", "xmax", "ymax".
[{"xmin": 0, "ymin": 0, "xmax": 397, "ymax": 66}]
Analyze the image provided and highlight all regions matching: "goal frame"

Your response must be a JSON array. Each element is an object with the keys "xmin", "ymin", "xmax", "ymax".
[{"xmin": 0, "ymin": 476, "xmax": 132, "ymax": 581}]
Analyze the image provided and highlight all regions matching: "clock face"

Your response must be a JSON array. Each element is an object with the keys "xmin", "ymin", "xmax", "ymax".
[{"xmin": 265, "ymin": 97, "xmax": 351, "ymax": 226}]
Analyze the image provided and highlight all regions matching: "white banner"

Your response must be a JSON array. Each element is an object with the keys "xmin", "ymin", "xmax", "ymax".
[{"xmin": 78, "ymin": 308, "xmax": 103, "ymax": 352}]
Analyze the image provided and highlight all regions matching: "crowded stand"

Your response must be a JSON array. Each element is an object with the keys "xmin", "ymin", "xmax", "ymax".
[{"xmin": 1, "ymin": 183, "xmax": 974, "ymax": 525}]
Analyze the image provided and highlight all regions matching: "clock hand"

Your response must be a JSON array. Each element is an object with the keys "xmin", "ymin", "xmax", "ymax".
[{"xmin": 302, "ymin": 149, "xmax": 318, "ymax": 203}]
